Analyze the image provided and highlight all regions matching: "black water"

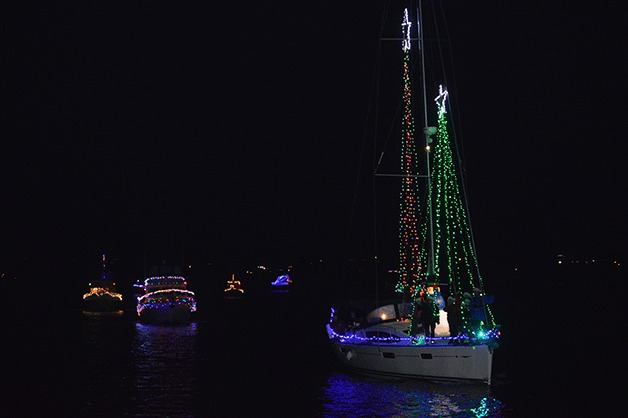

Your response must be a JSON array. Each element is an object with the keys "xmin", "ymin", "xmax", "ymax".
[{"xmin": 3, "ymin": 261, "xmax": 623, "ymax": 417}]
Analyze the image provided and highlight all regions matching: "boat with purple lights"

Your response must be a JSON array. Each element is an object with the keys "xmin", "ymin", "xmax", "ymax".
[
  {"xmin": 136, "ymin": 276, "xmax": 197, "ymax": 323},
  {"xmin": 270, "ymin": 273, "xmax": 292, "ymax": 293},
  {"xmin": 326, "ymin": 5, "xmax": 499, "ymax": 384}
]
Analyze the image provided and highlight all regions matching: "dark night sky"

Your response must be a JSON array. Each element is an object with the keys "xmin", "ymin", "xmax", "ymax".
[{"xmin": 3, "ymin": 1, "xmax": 626, "ymax": 276}]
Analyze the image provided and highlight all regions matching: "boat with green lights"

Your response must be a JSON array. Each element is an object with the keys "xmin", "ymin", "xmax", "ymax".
[{"xmin": 326, "ymin": 5, "xmax": 499, "ymax": 384}]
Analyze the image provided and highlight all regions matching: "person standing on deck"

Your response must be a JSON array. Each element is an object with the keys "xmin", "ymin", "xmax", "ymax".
[
  {"xmin": 445, "ymin": 295, "xmax": 461, "ymax": 338},
  {"xmin": 470, "ymin": 287, "xmax": 488, "ymax": 332},
  {"xmin": 409, "ymin": 296, "xmax": 422, "ymax": 336},
  {"xmin": 421, "ymin": 293, "xmax": 439, "ymax": 338}
]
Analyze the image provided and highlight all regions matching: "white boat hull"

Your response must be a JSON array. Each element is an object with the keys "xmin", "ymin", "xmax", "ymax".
[{"xmin": 327, "ymin": 327, "xmax": 493, "ymax": 384}]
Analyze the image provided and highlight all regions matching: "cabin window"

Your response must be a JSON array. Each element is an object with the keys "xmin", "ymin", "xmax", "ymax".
[{"xmin": 365, "ymin": 331, "xmax": 390, "ymax": 339}]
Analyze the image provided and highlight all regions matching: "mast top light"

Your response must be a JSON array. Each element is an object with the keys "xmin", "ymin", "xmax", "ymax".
[
  {"xmin": 402, "ymin": 8, "xmax": 412, "ymax": 52},
  {"xmin": 435, "ymin": 84, "xmax": 448, "ymax": 115}
]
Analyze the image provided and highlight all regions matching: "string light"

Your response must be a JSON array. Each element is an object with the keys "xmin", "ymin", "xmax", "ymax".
[
  {"xmin": 83, "ymin": 253, "xmax": 123, "ymax": 305},
  {"xmin": 83, "ymin": 287, "xmax": 122, "ymax": 301},
  {"xmin": 327, "ymin": 326, "xmax": 499, "ymax": 345},
  {"xmin": 401, "ymin": 8, "xmax": 412, "ymax": 52},
  {"xmin": 418, "ymin": 85, "xmax": 497, "ymax": 332},
  {"xmin": 326, "ymin": 315, "xmax": 499, "ymax": 346},
  {"xmin": 328, "ymin": 309, "xmax": 498, "ymax": 344},
  {"xmin": 144, "ymin": 276, "xmax": 187, "ymax": 287},
  {"xmin": 136, "ymin": 297, "xmax": 197, "ymax": 316},
  {"xmin": 434, "ymin": 84, "xmax": 448, "ymax": 116},
  {"xmin": 137, "ymin": 288, "xmax": 197, "ymax": 303},
  {"xmin": 224, "ymin": 274, "xmax": 245, "ymax": 293},
  {"xmin": 137, "ymin": 277, "xmax": 197, "ymax": 317},
  {"xmin": 395, "ymin": 8, "xmax": 423, "ymax": 295}
]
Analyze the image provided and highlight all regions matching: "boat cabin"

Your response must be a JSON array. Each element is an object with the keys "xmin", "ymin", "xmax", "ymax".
[{"xmin": 143, "ymin": 276, "xmax": 188, "ymax": 293}]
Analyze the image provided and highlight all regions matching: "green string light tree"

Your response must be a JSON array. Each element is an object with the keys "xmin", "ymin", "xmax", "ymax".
[
  {"xmin": 422, "ymin": 85, "xmax": 496, "ymax": 333},
  {"xmin": 395, "ymin": 9, "xmax": 423, "ymax": 298}
]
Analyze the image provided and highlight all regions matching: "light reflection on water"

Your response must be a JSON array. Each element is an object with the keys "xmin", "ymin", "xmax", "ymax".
[
  {"xmin": 74, "ymin": 315, "xmax": 509, "ymax": 417},
  {"xmin": 131, "ymin": 322, "xmax": 199, "ymax": 418},
  {"xmin": 322, "ymin": 373, "xmax": 504, "ymax": 417}
]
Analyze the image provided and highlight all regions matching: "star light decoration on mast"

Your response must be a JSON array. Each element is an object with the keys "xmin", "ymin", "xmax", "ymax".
[
  {"xmin": 395, "ymin": 8, "xmax": 422, "ymax": 296},
  {"xmin": 435, "ymin": 84, "xmax": 449, "ymax": 116},
  {"xmin": 401, "ymin": 8, "xmax": 412, "ymax": 52}
]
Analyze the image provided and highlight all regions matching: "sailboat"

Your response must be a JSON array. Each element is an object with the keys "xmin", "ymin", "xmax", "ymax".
[
  {"xmin": 326, "ymin": 6, "xmax": 499, "ymax": 384},
  {"xmin": 224, "ymin": 273, "xmax": 245, "ymax": 298},
  {"xmin": 82, "ymin": 254, "xmax": 124, "ymax": 316}
]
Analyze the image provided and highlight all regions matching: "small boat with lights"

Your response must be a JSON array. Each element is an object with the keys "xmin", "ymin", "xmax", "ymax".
[
  {"xmin": 136, "ymin": 276, "xmax": 197, "ymax": 323},
  {"xmin": 326, "ymin": 5, "xmax": 499, "ymax": 384},
  {"xmin": 224, "ymin": 273, "xmax": 245, "ymax": 299},
  {"xmin": 82, "ymin": 254, "xmax": 123, "ymax": 316},
  {"xmin": 270, "ymin": 273, "xmax": 292, "ymax": 293}
]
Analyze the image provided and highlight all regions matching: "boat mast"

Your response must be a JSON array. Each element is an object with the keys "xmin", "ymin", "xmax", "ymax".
[
  {"xmin": 417, "ymin": 0, "xmax": 435, "ymax": 279},
  {"xmin": 101, "ymin": 253, "xmax": 107, "ymax": 280},
  {"xmin": 397, "ymin": 8, "xmax": 423, "ymax": 296}
]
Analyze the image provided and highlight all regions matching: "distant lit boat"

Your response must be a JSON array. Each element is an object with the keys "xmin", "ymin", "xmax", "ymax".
[
  {"xmin": 82, "ymin": 254, "xmax": 123, "ymax": 316},
  {"xmin": 224, "ymin": 274, "xmax": 244, "ymax": 299},
  {"xmin": 136, "ymin": 276, "xmax": 197, "ymax": 323},
  {"xmin": 270, "ymin": 274, "xmax": 292, "ymax": 293}
]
